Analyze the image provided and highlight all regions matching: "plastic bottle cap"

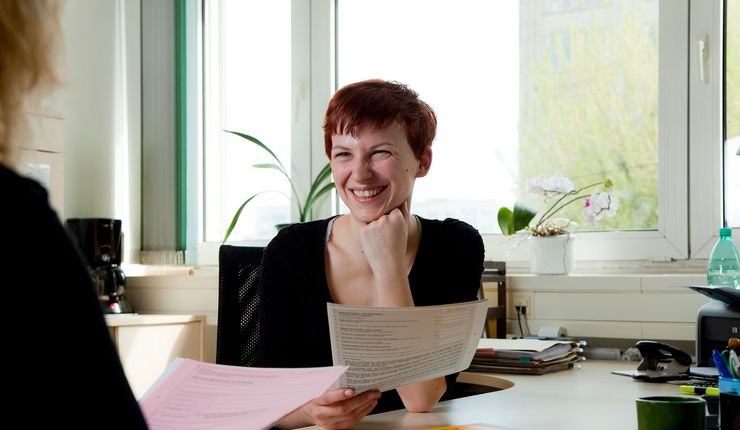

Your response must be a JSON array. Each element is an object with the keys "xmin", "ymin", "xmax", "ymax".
[{"xmin": 720, "ymin": 227, "xmax": 732, "ymax": 236}]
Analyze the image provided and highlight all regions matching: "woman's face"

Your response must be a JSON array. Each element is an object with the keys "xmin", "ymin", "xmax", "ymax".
[{"xmin": 330, "ymin": 122, "xmax": 431, "ymax": 224}]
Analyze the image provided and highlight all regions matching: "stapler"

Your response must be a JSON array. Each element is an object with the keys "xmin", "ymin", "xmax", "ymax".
[{"xmin": 612, "ymin": 341, "xmax": 692, "ymax": 382}]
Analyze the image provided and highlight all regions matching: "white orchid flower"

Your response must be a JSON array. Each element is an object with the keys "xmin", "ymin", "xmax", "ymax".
[
  {"xmin": 544, "ymin": 173, "xmax": 575, "ymax": 195},
  {"xmin": 525, "ymin": 174, "xmax": 548, "ymax": 195},
  {"xmin": 583, "ymin": 191, "xmax": 619, "ymax": 223},
  {"xmin": 526, "ymin": 173, "xmax": 574, "ymax": 197},
  {"xmin": 505, "ymin": 173, "xmax": 617, "ymax": 236}
]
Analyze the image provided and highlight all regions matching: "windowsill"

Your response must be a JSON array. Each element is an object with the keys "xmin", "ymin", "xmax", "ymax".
[
  {"xmin": 123, "ymin": 264, "xmax": 217, "ymax": 289},
  {"xmin": 122, "ymin": 262, "xmax": 706, "ymax": 292},
  {"xmin": 122, "ymin": 263, "xmax": 198, "ymax": 277},
  {"xmin": 504, "ymin": 260, "xmax": 707, "ymax": 276}
]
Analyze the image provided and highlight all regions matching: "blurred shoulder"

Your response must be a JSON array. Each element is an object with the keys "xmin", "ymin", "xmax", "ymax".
[
  {"xmin": 0, "ymin": 165, "xmax": 55, "ymax": 230},
  {"xmin": 0, "ymin": 165, "xmax": 49, "ymax": 208}
]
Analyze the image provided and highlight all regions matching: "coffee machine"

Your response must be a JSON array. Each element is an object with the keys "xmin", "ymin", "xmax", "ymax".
[{"xmin": 65, "ymin": 218, "xmax": 134, "ymax": 314}]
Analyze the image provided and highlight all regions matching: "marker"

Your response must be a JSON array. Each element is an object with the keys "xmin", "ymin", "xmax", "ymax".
[
  {"xmin": 712, "ymin": 349, "xmax": 733, "ymax": 378},
  {"xmin": 679, "ymin": 385, "xmax": 719, "ymax": 396}
]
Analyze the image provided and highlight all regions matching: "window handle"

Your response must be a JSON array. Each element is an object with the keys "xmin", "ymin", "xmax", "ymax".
[
  {"xmin": 293, "ymin": 79, "xmax": 306, "ymax": 122},
  {"xmin": 696, "ymin": 33, "xmax": 709, "ymax": 84}
]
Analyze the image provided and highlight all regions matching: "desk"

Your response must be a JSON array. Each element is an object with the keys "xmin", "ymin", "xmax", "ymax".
[{"xmin": 301, "ymin": 360, "xmax": 683, "ymax": 430}]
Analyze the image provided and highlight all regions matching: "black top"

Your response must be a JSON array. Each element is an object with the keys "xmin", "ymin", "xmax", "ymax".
[
  {"xmin": 256, "ymin": 216, "xmax": 484, "ymax": 414},
  {"xmin": 0, "ymin": 165, "xmax": 148, "ymax": 428}
]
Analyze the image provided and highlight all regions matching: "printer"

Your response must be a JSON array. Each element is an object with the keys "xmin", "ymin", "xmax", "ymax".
[{"xmin": 691, "ymin": 286, "xmax": 740, "ymax": 366}]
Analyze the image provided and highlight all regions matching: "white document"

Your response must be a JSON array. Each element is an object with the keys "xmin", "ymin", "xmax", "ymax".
[
  {"xmin": 140, "ymin": 358, "xmax": 348, "ymax": 430},
  {"xmin": 327, "ymin": 299, "xmax": 488, "ymax": 393}
]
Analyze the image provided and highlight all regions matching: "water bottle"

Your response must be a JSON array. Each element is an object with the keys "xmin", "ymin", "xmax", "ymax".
[{"xmin": 706, "ymin": 227, "xmax": 740, "ymax": 288}]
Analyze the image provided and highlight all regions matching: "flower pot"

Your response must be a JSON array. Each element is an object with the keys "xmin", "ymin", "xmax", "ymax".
[{"xmin": 529, "ymin": 234, "xmax": 575, "ymax": 275}]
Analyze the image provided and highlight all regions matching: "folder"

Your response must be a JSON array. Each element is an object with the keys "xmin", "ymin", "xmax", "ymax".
[{"xmin": 468, "ymin": 338, "xmax": 581, "ymax": 375}]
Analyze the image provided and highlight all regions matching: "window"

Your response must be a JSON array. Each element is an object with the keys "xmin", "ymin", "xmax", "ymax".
[
  {"xmin": 202, "ymin": 0, "xmax": 292, "ymax": 242},
  {"xmin": 198, "ymin": 0, "xmax": 736, "ymax": 266},
  {"xmin": 335, "ymin": 0, "xmax": 676, "ymax": 263},
  {"xmin": 337, "ymin": 0, "xmax": 660, "ymax": 235}
]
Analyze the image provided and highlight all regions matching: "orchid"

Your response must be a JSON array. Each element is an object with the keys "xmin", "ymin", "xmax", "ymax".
[
  {"xmin": 498, "ymin": 173, "xmax": 618, "ymax": 236},
  {"xmin": 583, "ymin": 191, "xmax": 619, "ymax": 223}
]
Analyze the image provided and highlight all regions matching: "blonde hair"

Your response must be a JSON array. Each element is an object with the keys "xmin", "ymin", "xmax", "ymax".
[{"xmin": 0, "ymin": 0, "xmax": 60, "ymax": 165}]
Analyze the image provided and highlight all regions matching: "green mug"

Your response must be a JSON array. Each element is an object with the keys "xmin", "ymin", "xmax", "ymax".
[{"xmin": 636, "ymin": 396, "xmax": 706, "ymax": 430}]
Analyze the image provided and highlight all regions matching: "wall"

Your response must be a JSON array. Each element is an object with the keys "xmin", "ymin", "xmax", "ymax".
[
  {"xmin": 126, "ymin": 271, "xmax": 710, "ymax": 364},
  {"xmin": 493, "ymin": 274, "xmax": 709, "ymax": 341},
  {"xmin": 60, "ymin": 0, "xmax": 141, "ymax": 263},
  {"xmin": 126, "ymin": 270, "xmax": 219, "ymax": 363}
]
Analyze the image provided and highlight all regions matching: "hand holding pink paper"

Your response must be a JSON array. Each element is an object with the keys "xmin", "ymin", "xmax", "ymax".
[{"xmin": 140, "ymin": 358, "xmax": 348, "ymax": 430}]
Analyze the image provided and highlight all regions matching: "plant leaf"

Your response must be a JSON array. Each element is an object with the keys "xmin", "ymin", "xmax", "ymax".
[
  {"xmin": 222, "ymin": 192, "xmax": 265, "ymax": 243},
  {"xmin": 253, "ymin": 163, "xmax": 288, "ymax": 176},
  {"xmin": 301, "ymin": 163, "xmax": 334, "ymax": 221},
  {"xmin": 224, "ymin": 130, "xmax": 337, "ymax": 225},
  {"xmin": 513, "ymin": 202, "xmax": 537, "ymax": 232},
  {"xmin": 252, "ymin": 162, "xmax": 303, "ymax": 215},
  {"xmin": 302, "ymin": 182, "xmax": 336, "ymax": 222},
  {"xmin": 497, "ymin": 207, "xmax": 515, "ymax": 235},
  {"xmin": 305, "ymin": 163, "xmax": 333, "ymax": 205},
  {"xmin": 225, "ymin": 130, "xmax": 287, "ymax": 174},
  {"xmin": 226, "ymin": 130, "xmax": 304, "ymax": 214},
  {"xmin": 315, "ymin": 163, "xmax": 334, "ymax": 182}
]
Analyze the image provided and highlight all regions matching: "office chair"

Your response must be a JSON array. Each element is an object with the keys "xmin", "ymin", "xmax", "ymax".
[
  {"xmin": 216, "ymin": 245, "xmax": 264, "ymax": 367},
  {"xmin": 437, "ymin": 261, "xmax": 508, "ymax": 400},
  {"xmin": 480, "ymin": 261, "xmax": 507, "ymax": 338}
]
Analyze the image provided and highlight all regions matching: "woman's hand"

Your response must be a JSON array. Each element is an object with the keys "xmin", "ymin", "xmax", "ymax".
[
  {"xmin": 277, "ymin": 388, "xmax": 380, "ymax": 430},
  {"xmin": 359, "ymin": 201, "xmax": 410, "ymax": 277},
  {"xmin": 358, "ymin": 201, "xmax": 415, "ymax": 306}
]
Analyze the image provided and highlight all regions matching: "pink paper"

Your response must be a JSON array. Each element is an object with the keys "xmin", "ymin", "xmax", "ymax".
[{"xmin": 140, "ymin": 358, "xmax": 348, "ymax": 430}]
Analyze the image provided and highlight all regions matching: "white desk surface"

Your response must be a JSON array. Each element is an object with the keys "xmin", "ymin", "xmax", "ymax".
[{"xmin": 300, "ymin": 360, "xmax": 688, "ymax": 430}]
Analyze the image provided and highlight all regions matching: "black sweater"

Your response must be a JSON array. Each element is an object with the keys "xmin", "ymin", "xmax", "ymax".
[
  {"xmin": 0, "ymin": 165, "xmax": 148, "ymax": 428},
  {"xmin": 256, "ymin": 216, "xmax": 484, "ymax": 414}
]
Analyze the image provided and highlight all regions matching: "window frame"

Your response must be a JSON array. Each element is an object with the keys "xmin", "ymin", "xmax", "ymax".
[
  {"xmin": 196, "ymin": 0, "xmax": 736, "ymax": 268},
  {"xmin": 689, "ymin": 0, "xmax": 726, "ymax": 259}
]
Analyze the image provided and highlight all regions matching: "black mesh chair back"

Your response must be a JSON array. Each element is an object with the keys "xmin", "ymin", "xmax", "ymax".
[{"xmin": 216, "ymin": 245, "xmax": 264, "ymax": 367}]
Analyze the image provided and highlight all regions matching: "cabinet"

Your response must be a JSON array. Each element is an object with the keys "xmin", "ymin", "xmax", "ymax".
[
  {"xmin": 105, "ymin": 314, "xmax": 205, "ymax": 398},
  {"xmin": 22, "ymin": 109, "xmax": 65, "ymax": 217}
]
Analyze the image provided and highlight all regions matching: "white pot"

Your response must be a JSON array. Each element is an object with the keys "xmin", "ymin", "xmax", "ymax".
[{"xmin": 529, "ymin": 234, "xmax": 575, "ymax": 275}]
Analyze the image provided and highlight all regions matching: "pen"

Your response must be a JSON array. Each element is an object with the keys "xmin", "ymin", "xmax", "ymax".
[
  {"xmin": 712, "ymin": 349, "xmax": 733, "ymax": 378},
  {"xmin": 679, "ymin": 385, "xmax": 719, "ymax": 396}
]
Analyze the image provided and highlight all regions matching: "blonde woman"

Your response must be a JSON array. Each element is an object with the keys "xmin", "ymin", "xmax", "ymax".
[{"xmin": 0, "ymin": 2, "xmax": 146, "ymax": 427}]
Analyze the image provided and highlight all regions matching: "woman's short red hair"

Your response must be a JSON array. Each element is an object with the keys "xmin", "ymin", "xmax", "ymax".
[{"xmin": 323, "ymin": 79, "xmax": 436, "ymax": 160}]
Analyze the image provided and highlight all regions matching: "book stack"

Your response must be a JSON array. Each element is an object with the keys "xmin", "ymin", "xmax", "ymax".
[{"xmin": 467, "ymin": 338, "xmax": 583, "ymax": 375}]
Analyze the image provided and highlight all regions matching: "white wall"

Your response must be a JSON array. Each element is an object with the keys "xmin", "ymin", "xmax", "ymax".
[
  {"xmin": 60, "ymin": 0, "xmax": 142, "ymax": 263},
  {"xmin": 126, "ymin": 271, "xmax": 711, "ymax": 364}
]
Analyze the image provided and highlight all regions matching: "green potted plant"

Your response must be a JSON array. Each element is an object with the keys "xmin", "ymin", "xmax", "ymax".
[{"xmin": 222, "ymin": 130, "xmax": 335, "ymax": 243}]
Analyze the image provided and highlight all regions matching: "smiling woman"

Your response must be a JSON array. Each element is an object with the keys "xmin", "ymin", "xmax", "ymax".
[
  {"xmin": 329, "ymin": 122, "xmax": 430, "ymax": 224},
  {"xmin": 253, "ymin": 79, "xmax": 485, "ymax": 429}
]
